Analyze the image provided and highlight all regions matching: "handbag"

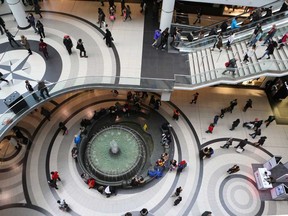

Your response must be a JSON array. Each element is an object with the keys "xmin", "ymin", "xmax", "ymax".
[
  {"xmin": 236, "ymin": 147, "xmax": 243, "ymax": 153},
  {"xmin": 76, "ymin": 44, "xmax": 80, "ymax": 49}
]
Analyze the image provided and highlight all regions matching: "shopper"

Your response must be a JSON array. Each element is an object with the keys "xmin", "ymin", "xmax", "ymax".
[
  {"xmin": 226, "ymin": 32, "xmax": 236, "ymax": 50},
  {"xmin": 25, "ymin": 80, "xmax": 41, "ymax": 101},
  {"xmin": 222, "ymin": 58, "xmax": 237, "ymax": 76},
  {"xmin": 76, "ymin": 39, "xmax": 88, "ymax": 58},
  {"xmin": 26, "ymin": 13, "xmax": 37, "ymax": 33},
  {"xmin": 243, "ymin": 99, "xmax": 253, "ymax": 112},
  {"xmin": 262, "ymin": 24, "xmax": 277, "ymax": 45},
  {"xmin": 36, "ymin": 20, "xmax": 45, "ymax": 38},
  {"xmin": 20, "ymin": 35, "xmax": 32, "ymax": 55},
  {"xmin": 249, "ymin": 128, "xmax": 261, "ymax": 139},
  {"xmin": 63, "ymin": 35, "xmax": 73, "ymax": 55},
  {"xmin": 193, "ymin": 8, "xmax": 202, "ymax": 24},
  {"xmin": 227, "ymin": 165, "xmax": 240, "ymax": 174},
  {"xmin": 253, "ymin": 136, "xmax": 267, "ymax": 147},
  {"xmin": 264, "ymin": 115, "xmax": 275, "ymax": 127},
  {"xmin": 230, "ymin": 17, "xmax": 240, "ymax": 30},
  {"xmin": 59, "ymin": 122, "xmax": 68, "ymax": 135},
  {"xmin": 190, "ymin": 92, "xmax": 199, "ymax": 104},
  {"xmin": 39, "ymin": 39, "xmax": 49, "ymax": 59},
  {"xmin": 174, "ymin": 196, "xmax": 182, "ymax": 206},
  {"xmin": 5, "ymin": 30, "xmax": 20, "ymax": 47},
  {"xmin": 230, "ymin": 119, "xmax": 240, "ymax": 131},
  {"xmin": 103, "ymin": 29, "xmax": 113, "ymax": 47},
  {"xmin": 173, "ymin": 109, "xmax": 180, "ymax": 120},
  {"xmin": 234, "ymin": 138, "xmax": 248, "ymax": 151},
  {"xmin": 242, "ymin": 45, "xmax": 256, "ymax": 64},
  {"xmin": 205, "ymin": 123, "xmax": 214, "ymax": 134},
  {"xmin": 38, "ymin": 80, "xmax": 50, "ymax": 99},
  {"xmin": 172, "ymin": 186, "xmax": 183, "ymax": 197},
  {"xmin": 211, "ymin": 32, "xmax": 223, "ymax": 52},
  {"xmin": 213, "ymin": 115, "xmax": 219, "ymax": 125},
  {"xmin": 258, "ymin": 40, "xmax": 276, "ymax": 60},
  {"xmin": 41, "ymin": 107, "xmax": 51, "ymax": 121},
  {"xmin": 220, "ymin": 137, "xmax": 233, "ymax": 149}
]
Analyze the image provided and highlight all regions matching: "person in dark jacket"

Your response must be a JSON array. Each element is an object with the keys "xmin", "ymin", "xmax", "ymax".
[
  {"xmin": 26, "ymin": 13, "xmax": 37, "ymax": 33},
  {"xmin": 103, "ymin": 29, "xmax": 113, "ymax": 47},
  {"xmin": 157, "ymin": 28, "xmax": 169, "ymax": 50},
  {"xmin": 38, "ymin": 80, "xmax": 50, "ymax": 99},
  {"xmin": 41, "ymin": 107, "xmax": 51, "ymax": 121},
  {"xmin": 222, "ymin": 58, "xmax": 237, "ymax": 75},
  {"xmin": 257, "ymin": 40, "xmax": 275, "ymax": 60},
  {"xmin": 220, "ymin": 20, "xmax": 228, "ymax": 33},
  {"xmin": 234, "ymin": 138, "xmax": 248, "ymax": 151},
  {"xmin": 264, "ymin": 115, "xmax": 275, "ymax": 127},
  {"xmin": 34, "ymin": 3, "xmax": 42, "ymax": 18},
  {"xmin": 262, "ymin": 24, "xmax": 277, "ymax": 45},
  {"xmin": 250, "ymin": 128, "xmax": 261, "ymax": 139},
  {"xmin": 230, "ymin": 119, "xmax": 240, "ymax": 130},
  {"xmin": 243, "ymin": 99, "xmax": 253, "ymax": 112},
  {"xmin": 63, "ymin": 35, "xmax": 73, "ymax": 55},
  {"xmin": 253, "ymin": 136, "xmax": 267, "ymax": 147},
  {"xmin": 36, "ymin": 20, "xmax": 45, "ymax": 38},
  {"xmin": 5, "ymin": 30, "xmax": 20, "ymax": 47},
  {"xmin": 193, "ymin": 8, "xmax": 202, "ymax": 24},
  {"xmin": 76, "ymin": 39, "xmax": 88, "ymax": 58}
]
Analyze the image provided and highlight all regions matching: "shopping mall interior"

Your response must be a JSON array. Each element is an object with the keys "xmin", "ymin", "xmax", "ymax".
[{"xmin": 0, "ymin": 0, "xmax": 288, "ymax": 215}]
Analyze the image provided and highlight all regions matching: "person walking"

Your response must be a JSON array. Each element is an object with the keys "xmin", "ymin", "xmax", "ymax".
[
  {"xmin": 39, "ymin": 38, "xmax": 49, "ymax": 59},
  {"xmin": 193, "ymin": 8, "xmax": 202, "ymax": 24},
  {"xmin": 76, "ymin": 39, "xmax": 88, "ymax": 58},
  {"xmin": 257, "ymin": 40, "xmax": 275, "ymax": 60},
  {"xmin": 123, "ymin": 5, "xmax": 132, "ymax": 21},
  {"xmin": 172, "ymin": 186, "xmax": 182, "ymax": 197},
  {"xmin": 227, "ymin": 165, "xmax": 240, "ymax": 174},
  {"xmin": 174, "ymin": 196, "xmax": 182, "ymax": 206},
  {"xmin": 51, "ymin": 171, "xmax": 61, "ymax": 182},
  {"xmin": 120, "ymin": 0, "xmax": 126, "ymax": 16},
  {"xmin": 229, "ymin": 99, "xmax": 238, "ymax": 113},
  {"xmin": 157, "ymin": 28, "xmax": 169, "ymax": 50},
  {"xmin": 205, "ymin": 123, "xmax": 214, "ymax": 134},
  {"xmin": 98, "ymin": 8, "xmax": 107, "ymax": 28},
  {"xmin": 58, "ymin": 122, "xmax": 68, "ymax": 135},
  {"xmin": 103, "ymin": 29, "xmax": 113, "ymax": 47},
  {"xmin": 152, "ymin": 29, "xmax": 161, "ymax": 47},
  {"xmin": 277, "ymin": 32, "xmax": 288, "ymax": 50},
  {"xmin": 243, "ymin": 99, "xmax": 252, "ymax": 112},
  {"xmin": 242, "ymin": 45, "xmax": 256, "ymax": 64},
  {"xmin": 0, "ymin": 72, "xmax": 9, "ymax": 85},
  {"xmin": 213, "ymin": 115, "xmax": 219, "ymax": 125},
  {"xmin": 190, "ymin": 92, "xmax": 199, "ymax": 104},
  {"xmin": 5, "ymin": 30, "xmax": 20, "ymax": 47},
  {"xmin": 34, "ymin": 3, "xmax": 42, "ymax": 18},
  {"xmin": 36, "ymin": 20, "xmax": 45, "ymax": 38},
  {"xmin": 253, "ymin": 136, "xmax": 267, "ymax": 147},
  {"xmin": 234, "ymin": 138, "xmax": 248, "ymax": 151},
  {"xmin": 262, "ymin": 24, "xmax": 277, "ymax": 45},
  {"xmin": 20, "ymin": 35, "xmax": 32, "ymax": 55},
  {"xmin": 220, "ymin": 137, "xmax": 233, "ymax": 148},
  {"xmin": 230, "ymin": 119, "xmax": 240, "ymax": 130},
  {"xmin": 25, "ymin": 80, "xmax": 41, "ymax": 101},
  {"xmin": 211, "ymin": 32, "xmax": 223, "ymax": 52},
  {"xmin": 41, "ymin": 107, "xmax": 51, "ymax": 121},
  {"xmin": 38, "ymin": 80, "xmax": 50, "ymax": 99},
  {"xmin": 26, "ymin": 13, "xmax": 37, "ymax": 33},
  {"xmin": 249, "ymin": 128, "xmax": 261, "ymax": 139},
  {"xmin": 222, "ymin": 58, "xmax": 237, "ymax": 76},
  {"xmin": 63, "ymin": 35, "xmax": 73, "ymax": 55},
  {"xmin": 264, "ymin": 115, "xmax": 275, "ymax": 127},
  {"xmin": 0, "ymin": 16, "xmax": 6, "ymax": 35}
]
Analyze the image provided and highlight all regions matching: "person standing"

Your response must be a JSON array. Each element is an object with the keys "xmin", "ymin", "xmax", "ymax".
[
  {"xmin": 39, "ymin": 38, "xmax": 49, "ymax": 59},
  {"xmin": 213, "ymin": 115, "xmax": 219, "ymax": 125},
  {"xmin": 26, "ymin": 13, "xmax": 37, "ymax": 33},
  {"xmin": 5, "ymin": 30, "xmax": 20, "ymax": 47},
  {"xmin": 227, "ymin": 165, "xmax": 240, "ymax": 174},
  {"xmin": 103, "ymin": 29, "xmax": 113, "ymax": 47},
  {"xmin": 36, "ymin": 20, "xmax": 45, "ymax": 38},
  {"xmin": 277, "ymin": 32, "xmax": 288, "ymax": 50},
  {"xmin": 20, "ymin": 35, "xmax": 32, "ymax": 55},
  {"xmin": 253, "ymin": 136, "xmax": 267, "ymax": 147},
  {"xmin": 243, "ymin": 99, "xmax": 252, "ymax": 112},
  {"xmin": 234, "ymin": 138, "xmax": 248, "ymax": 151},
  {"xmin": 157, "ymin": 28, "xmax": 169, "ymax": 50},
  {"xmin": 38, "ymin": 80, "xmax": 50, "ymax": 99},
  {"xmin": 0, "ymin": 16, "xmax": 6, "ymax": 35},
  {"xmin": 190, "ymin": 92, "xmax": 199, "ymax": 104},
  {"xmin": 174, "ymin": 196, "xmax": 182, "ymax": 206},
  {"xmin": 220, "ymin": 20, "xmax": 228, "ymax": 33},
  {"xmin": 264, "ymin": 115, "xmax": 275, "ymax": 127},
  {"xmin": 63, "ymin": 35, "xmax": 73, "ymax": 55},
  {"xmin": 25, "ymin": 80, "xmax": 41, "ymax": 101},
  {"xmin": 230, "ymin": 119, "xmax": 240, "ymax": 130},
  {"xmin": 51, "ymin": 171, "xmax": 61, "ymax": 182},
  {"xmin": 76, "ymin": 39, "xmax": 88, "ymax": 58}
]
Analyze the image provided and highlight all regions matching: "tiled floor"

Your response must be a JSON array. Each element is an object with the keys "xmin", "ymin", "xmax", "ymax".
[{"xmin": 1, "ymin": 1, "xmax": 288, "ymax": 216}]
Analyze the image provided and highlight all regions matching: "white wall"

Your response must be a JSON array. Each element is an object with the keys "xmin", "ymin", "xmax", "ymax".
[{"xmin": 178, "ymin": 0, "xmax": 282, "ymax": 8}]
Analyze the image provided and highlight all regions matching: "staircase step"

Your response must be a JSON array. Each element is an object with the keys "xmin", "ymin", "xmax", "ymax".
[{"xmin": 188, "ymin": 54, "xmax": 197, "ymax": 85}]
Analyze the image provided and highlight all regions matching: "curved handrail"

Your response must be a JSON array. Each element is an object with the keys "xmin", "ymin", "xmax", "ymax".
[
  {"xmin": 176, "ymin": 12, "xmax": 288, "ymax": 51},
  {"xmin": 0, "ymin": 76, "xmax": 175, "ymax": 138},
  {"xmin": 173, "ymin": 0, "xmax": 281, "ymax": 36}
]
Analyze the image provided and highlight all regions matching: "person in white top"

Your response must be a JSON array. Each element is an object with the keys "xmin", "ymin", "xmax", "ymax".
[{"xmin": 242, "ymin": 44, "xmax": 257, "ymax": 63}]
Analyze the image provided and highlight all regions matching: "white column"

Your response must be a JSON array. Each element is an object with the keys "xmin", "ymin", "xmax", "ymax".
[
  {"xmin": 159, "ymin": 0, "xmax": 175, "ymax": 32},
  {"xmin": 6, "ymin": 0, "xmax": 29, "ymax": 29}
]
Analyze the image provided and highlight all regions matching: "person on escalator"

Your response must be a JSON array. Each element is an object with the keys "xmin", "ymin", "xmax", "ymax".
[
  {"xmin": 262, "ymin": 24, "xmax": 277, "ymax": 45},
  {"xmin": 257, "ymin": 40, "xmax": 275, "ymax": 60},
  {"xmin": 226, "ymin": 32, "xmax": 236, "ymax": 50},
  {"xmin": 277, "ymin": 32, "xmax": 288, "ymax": 50},
  {"xmin": 264, "ymin": 6, "xmax": 273, "ymax": 18},
  {"xmin": 222, "ymin": 58, "xmax": 238, "ymax": 75},
  {"xmin": 242, "ymin": 44, "xmax": 256, "ymax": 63},
  {"xmin": 230, "ymin": 17, "xmax": 239, "ymax": 30},
  {"xmin": 220, "ymin": 20, "xmax": 228, "ymax": 33}
]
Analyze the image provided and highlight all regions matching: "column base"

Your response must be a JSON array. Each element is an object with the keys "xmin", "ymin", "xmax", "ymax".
[{"xmin": 18, "ymin": 24, "xmax": 31, "ymax": 30}]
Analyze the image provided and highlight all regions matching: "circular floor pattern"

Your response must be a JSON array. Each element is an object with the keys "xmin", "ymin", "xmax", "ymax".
[{"xmin": 219, "ymin": 174, "xmax": 265, "ymax": 216}]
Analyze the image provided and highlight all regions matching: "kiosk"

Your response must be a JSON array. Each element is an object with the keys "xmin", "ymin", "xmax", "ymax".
[
  {"xmin": 254, "ymin": 168, "xmax": 273, "ymax": 190},
  {"xmin": 271, "ymin": 184, "xmax": 288, "ymax": 200}
]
